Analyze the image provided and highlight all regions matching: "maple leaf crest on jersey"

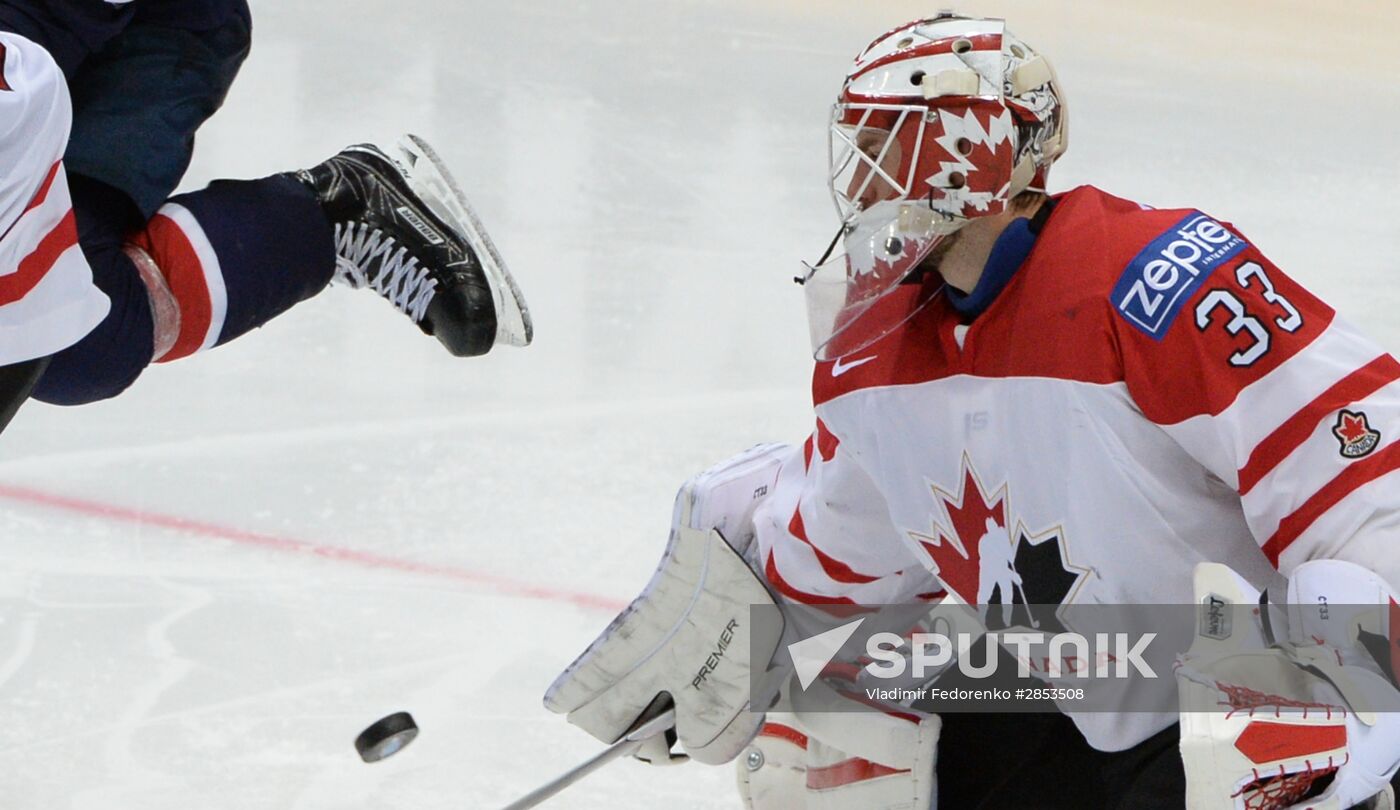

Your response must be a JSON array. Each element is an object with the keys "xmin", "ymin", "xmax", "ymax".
[
  {"xmin": 906, "ymin": 454, "xmax": 1089, "ymax": 633},
  {"xmin": 1333, "ymin": 408, "xmax": 1381, "ymax": 459}
]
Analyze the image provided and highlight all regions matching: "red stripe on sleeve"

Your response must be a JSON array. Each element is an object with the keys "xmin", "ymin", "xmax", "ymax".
[
  {"xmin": 765, "ymin": 552, "xmax": 856, "ymax": 606},
  {"xmin": 806, "ymin": 758, "xmax": 909, "ymax": 790},
  {"xmin": 130, "ymin": 214, "xmax": 212, "ymax": 361},
  {"xmin": 789, "ymin": 506, "xmax": 879, "ymax": 585},
  {"xmin": 20, "ymin": 161, "xmax": 61, "ymax": 218},
  {"xmin": 0, "ymin": 161, "xmax": 63, "ymax": 245},
  {"xmin": 1238, "ymin": 355, "xmax": 1400, "ymax": 494},
  {"xmin": 0, "ymin": 209, "xmax": 76, "ymax": 305},
  {"xmin": 1262, "ymin": 441, "xmax": 1400, "ymax": 565}
]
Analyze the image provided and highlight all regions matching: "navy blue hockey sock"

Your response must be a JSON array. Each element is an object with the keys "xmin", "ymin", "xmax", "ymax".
[
  {"xmin": 129, "ymin": 174, "xmax": 336, "ymax": 361},
  {"xmin": 34, "ymin": 174, "xmax": 335, "ymax": 405}
]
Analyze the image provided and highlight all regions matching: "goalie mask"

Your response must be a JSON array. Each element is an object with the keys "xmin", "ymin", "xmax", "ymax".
[{"xmin": 803, "ymin": 14, "xmax": 1068, "ymax": 360}]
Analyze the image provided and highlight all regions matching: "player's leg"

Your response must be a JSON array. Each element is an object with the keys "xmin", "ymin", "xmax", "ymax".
[
  {"xmin": 120, "ymin": 138, "xmax": 529, "ymax": 362},
  {"xmin": 21, "ymin": 0, "xmax": 254, "ymax": 404},
  {"xmin": 61, "ymin": 0, "xmax": 252, "ymax": 220},
  {"xmin": 34, "ymin": 140, "xmax": 532, "ymax": 405},
  {"xmin": 29, "ymin": 176, "xmax": 156, "ymax": 405}
]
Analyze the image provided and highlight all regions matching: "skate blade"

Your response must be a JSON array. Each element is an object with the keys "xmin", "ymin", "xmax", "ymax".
[{"xmin": 395, "ymin": 134, "xmax": 533, "ymax": 348}]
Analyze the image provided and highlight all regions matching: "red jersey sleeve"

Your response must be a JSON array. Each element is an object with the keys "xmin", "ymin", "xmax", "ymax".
[{"xmin": 1111, "ymin": 211, "xmax": 1400, "ymax": 582}]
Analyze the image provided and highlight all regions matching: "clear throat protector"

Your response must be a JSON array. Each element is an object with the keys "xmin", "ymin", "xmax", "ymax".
[
  {"xmin": 801, "ymin": 200, "xmax": 952, "ymax": 362},
  {"xmin": 803, "ymin": 103, "xmax": 961, "ymax": 361}
]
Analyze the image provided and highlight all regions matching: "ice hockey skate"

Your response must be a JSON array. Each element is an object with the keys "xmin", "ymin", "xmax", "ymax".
[{"xmin": 296, "ymin": 134, "xmax": 532, "ymax": 357}]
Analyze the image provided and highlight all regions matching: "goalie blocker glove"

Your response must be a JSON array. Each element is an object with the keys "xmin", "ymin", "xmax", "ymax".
[{"xmin": 544, "ymin": 445, "xmax": 791, "ymax": 765}]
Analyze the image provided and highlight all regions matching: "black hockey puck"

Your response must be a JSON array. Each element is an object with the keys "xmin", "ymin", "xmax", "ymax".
[{"xmin": 355, "ymin": 711, "xmax": 419, "ymax": 763}]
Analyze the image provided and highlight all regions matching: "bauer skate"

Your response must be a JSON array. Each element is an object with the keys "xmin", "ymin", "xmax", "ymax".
[{"xmin": 296, "ymin": 135, "xmax": 532, "ymax": 357}]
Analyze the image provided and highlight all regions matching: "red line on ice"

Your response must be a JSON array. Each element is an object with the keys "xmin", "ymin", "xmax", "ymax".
[{"xmin": 0, "ymin": 483, "xmax": 626, "ymax": 613}]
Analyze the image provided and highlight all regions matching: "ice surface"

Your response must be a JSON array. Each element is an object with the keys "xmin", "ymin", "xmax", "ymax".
[{"xmin": 1, "ymin": 0, "xmax": 1397, "ymax": 807}]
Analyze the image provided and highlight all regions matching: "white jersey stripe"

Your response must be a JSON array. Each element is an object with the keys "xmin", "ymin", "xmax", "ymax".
[
  {"xmin": 1159, "ymin": 319, "xmax": 1385, "ymax": 491},
  {"xmin": 0, "ymin": 244, "xmax": 109, "ymax": 365},
  {"xmin": 1243, "ymin": 377, "xmax": 1400, "ymax": 544},
  {"xmin": 0, "ymin": 162, "xmax": 68, "ymax": 284}
]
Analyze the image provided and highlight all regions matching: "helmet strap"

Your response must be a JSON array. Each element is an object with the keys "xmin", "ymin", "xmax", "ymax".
[{"xmin": 1007, "ymin": 155, "xmax": 1036, "ymax": 199}]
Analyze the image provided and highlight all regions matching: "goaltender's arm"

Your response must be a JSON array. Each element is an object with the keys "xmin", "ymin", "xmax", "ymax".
[{"xmin": 1114, "ymin": 215, "xmax": 1400, "ymax": 587}]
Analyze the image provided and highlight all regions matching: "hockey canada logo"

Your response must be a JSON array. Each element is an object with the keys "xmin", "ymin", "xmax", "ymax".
[
  {"xmin": 907, "ymin": 454, "xmax": 1087, "ymax": 633},
  {"xmin": 1112, "ymin": 212, "xmax": 1246, "ymax": 340},
  {"xmin": 1333, "ymin": 409, "xmax": 1380, "ymax": 459}
]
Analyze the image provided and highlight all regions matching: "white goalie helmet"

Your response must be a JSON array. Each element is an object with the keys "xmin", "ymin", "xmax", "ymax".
[{"xmin": 803, "ymin": 13, "xmax": 1068, "ymax": 360}]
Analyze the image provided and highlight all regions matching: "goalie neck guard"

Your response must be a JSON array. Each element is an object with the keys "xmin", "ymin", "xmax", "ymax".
[{"xmin": 804, "ymin": 13, "xmax": 1068, "ymax": 361}]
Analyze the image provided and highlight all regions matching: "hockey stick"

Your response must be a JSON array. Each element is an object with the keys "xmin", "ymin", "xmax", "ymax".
[
  {"xmin": 498, "ymin": 709, "xmax": 676, "ymax": 810},
  {"xmin": 1011, "ymin": 579, "xmax": 1040, "ymax": 629}
]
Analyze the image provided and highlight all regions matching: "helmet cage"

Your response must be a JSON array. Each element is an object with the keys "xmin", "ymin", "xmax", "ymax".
[
  {"xmin": 804, "ymin": 14, "xmax": 1067, "ymax": 360},
  {"xmin": 828, "ymin": 103, "xmax": 931, "ymax": 225}
]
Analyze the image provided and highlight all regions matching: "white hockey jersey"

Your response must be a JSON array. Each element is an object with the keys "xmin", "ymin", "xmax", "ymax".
[
  {"xmin": 0, "ymin": 32, "xmax": 109, "ymax": 366},
  {"xmin": 750, "ymin": 186, "xmax": 1400, "ymax": 750}
]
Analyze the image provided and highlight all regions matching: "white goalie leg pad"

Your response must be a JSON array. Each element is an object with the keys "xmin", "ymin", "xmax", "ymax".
[
  {"xmin": 544, "ymin": 444, "xmax": 793, "ymax": 766},
  {"xmin": 737, "ymin": 713, "xmax": 808, "ymax": 810},
  {"xmin": 1177, "ymin": 562, "xmax": 1400, "ymax": 810},
  {"xmin": 738, "ymin": 684, "xmax": 939, "ymax": 810}
]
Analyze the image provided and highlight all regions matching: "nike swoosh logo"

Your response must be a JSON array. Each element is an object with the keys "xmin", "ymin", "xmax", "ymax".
[{"xmin": 831, "ymin": 355, "xmax": 877, "ymax": 377}]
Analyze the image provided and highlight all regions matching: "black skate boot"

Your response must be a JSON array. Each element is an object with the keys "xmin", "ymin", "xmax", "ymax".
[{"xmin": 296, "ymin": 135, "xmax": 532, "ymax": 357}]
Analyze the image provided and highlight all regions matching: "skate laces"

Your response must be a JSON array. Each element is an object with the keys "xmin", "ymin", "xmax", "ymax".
[{"xmin": 332, "ymin": 221, "xmax": 436, "ymax": 322}]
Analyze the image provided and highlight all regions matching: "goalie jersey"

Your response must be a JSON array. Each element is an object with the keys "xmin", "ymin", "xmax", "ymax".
[{"xmin": 750, "ymin": 185, "xmax": 1400, "ymax": 749}]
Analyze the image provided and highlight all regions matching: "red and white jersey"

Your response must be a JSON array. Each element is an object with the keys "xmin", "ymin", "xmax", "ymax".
[
  {"xmin": 750, "ymin": 185, "xmax": 1400, "ymax": 749},
  {"xmin": 0, "ymin": 32, "xmax": 109, "ymax": 366}
]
